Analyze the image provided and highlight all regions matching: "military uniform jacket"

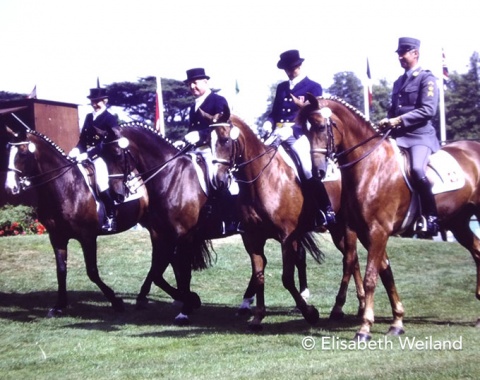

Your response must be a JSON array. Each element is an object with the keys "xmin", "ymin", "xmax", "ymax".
[
  {"xmin": 268, "ymin": 76, "xmax": 322, "ymax": 125},
  {"xmin": 77, "ymin": 110, "xmax": 119, "ymax": 156},
  {"xmin": 388, "ymin": 67, "xmax": 440, "ymax": 152},
  {"xmin": 188, "ymin": 92, "xmax": 230, "ymax": 142}
]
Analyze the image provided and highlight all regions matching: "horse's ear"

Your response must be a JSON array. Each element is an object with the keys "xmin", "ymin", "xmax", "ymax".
[
  {"xmin": 199, "ymin": 108, "xmax": 213, "ymax": 120},
  {"xmin": 305, "ymin": 93, "xmax": 319, "ymax": 108},
  {"xmin": 221, "ymin": 104, "xmax": 231, "ymax": 122}
]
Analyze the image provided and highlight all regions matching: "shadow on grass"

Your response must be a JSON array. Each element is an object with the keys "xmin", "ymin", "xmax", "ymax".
[{"xmin": 0, "ymin": 290, "xmax": 477, "ymax": 338}]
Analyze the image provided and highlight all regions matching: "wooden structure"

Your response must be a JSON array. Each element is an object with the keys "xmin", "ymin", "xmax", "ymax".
[{"xmin": 0, "ymin": 98, "xmax": 79, "ymax": 207}]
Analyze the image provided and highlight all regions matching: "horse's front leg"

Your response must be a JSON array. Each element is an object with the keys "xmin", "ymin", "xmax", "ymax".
[
  {"xmin": 282, "ymin": 240, "xmax": 319, "ymax": 325},
  {"xmin": 80, "ymin": 238, "xmax": 125, "ymax": 312},
  {"xmin": 47, "ymin": 244, "xmax": 68, "ymax": 317},
  {"xmin": 329, "ymin": 225, "xmax": 365, "ymax": 319}
]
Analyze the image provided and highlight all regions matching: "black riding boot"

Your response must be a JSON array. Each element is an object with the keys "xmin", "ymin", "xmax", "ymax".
[
  {"xmin": 305, "ymin": 177, "xmax": 336, "ymax": 227},
  {"xmin": 218, "ymin": 191, "xmax": 243, "ymax": 235},
  {"xmin": 99, "ymin": 189, "xmax": 117, "ymax": 232},
  {"xmin": 415, "ymin": 176, "xmax": 439, "ymax": 236}
]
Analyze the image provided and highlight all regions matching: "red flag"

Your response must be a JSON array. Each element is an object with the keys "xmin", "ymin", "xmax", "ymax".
[
  {"xmin": 442, "ymin": 49, "xmax": 449, "ymax": 89},
  {"xmin": 366, "ymin": 59, "xmax": 372, "ymax": 106}
]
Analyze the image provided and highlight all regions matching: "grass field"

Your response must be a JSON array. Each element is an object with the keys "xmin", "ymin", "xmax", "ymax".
[{"xmin": 0, "ymin": 230, "xmax": 479, "ymax": 379}]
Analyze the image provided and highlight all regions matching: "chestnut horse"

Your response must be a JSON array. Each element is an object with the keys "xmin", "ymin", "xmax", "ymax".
[
  {"xmin": 4, "ymin": 128, "xmax": 152, "ymax": 316},
  {"xmin": 297, "ymin": 94, "xmax": 480, "ymax": 340},
  {"xmin": 209, "ymin": 115, "xmax": 365, "ymax": 329},
  {"xmin": 105, "ymin": 122, "xmax": 336, "ymax": 326}
]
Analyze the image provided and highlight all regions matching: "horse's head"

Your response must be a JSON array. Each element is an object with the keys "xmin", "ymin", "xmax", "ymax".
[
  {"xmin": 4, "ymin": 128, "xmax": 38, "ymax": 195},
  {"xmin": 297, "ymin": 93, "xmax": 335, "ymax": 179}
]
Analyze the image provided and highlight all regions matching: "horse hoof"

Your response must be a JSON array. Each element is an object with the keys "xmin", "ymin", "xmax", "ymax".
[
  {"xmin": 236, "ymin": 307, "xmax": 252, "ymax": 317},
  {"xmin": 47, "ymin": 307, "xmax": 63, "ymax": 318},
  {"xmin": 386, "ymin": 326, "xmax": 405, "ymax": 336},
  {"xmin": 248, "ymin": 323, "xmax": 263, "ymax": 332},
  {"xmin": 476, "ymin": 319, "xmax": 480, "ymax": 328},
  {"xmin": 174, "ymin": 315, "xmax": 191, "ymax": 326},
  {"xmin": 303, "ymin": 305, "xmax": 320, "ymax": 325},
  {"xmin": 112, "ymin": 298, "xmax": 125, "ymax": 312},
  {"xmin": 353, "ymin": 333, "xmax": 371, "ymax": 342},
  {"xmin": 329, "ymin": 310, "xmax": 345, "ymax": 320}
]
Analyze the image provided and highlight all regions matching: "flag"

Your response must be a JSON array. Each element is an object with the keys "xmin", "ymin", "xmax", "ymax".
[
  {"xmin": 442, "ymin": 49, "xmax": 449, "ymax": 89},
  {"xmin": 366, "ymin": 58, "xmax": 372, "ymax": 107},
  {"xmin": 97, "ymin": 77, "xmax": 101, "ymax": 88},
  {"xmin": 235, "ymin": 79, "xmax": 240, "ymax": 95},
  {"xmin": 27, "ymin": 85, "xmax": 37, "ymax": 99},
  {"xmin": 155, "ymin": 77, "xmax": 165, "ymax": 135}
]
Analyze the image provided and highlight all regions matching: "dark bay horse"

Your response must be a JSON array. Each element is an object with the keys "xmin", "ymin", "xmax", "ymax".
[
  {"xmin": 4, "ymin": 128, "xmax": 150, "ymax": 316},
  {"xmin": 209, "ymin": 115, "xmax": 365, "ymax": 329},
  {"xmin": 297, "ymin": 94, "xmax": 480, "ymax": 340}
]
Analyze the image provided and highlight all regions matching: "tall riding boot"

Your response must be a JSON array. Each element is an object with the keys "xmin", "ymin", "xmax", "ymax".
[
  {"xmin": 415, "ymin": 176, "xmax": 439, "ymax": 236},
  {"xmin": 305, "ymin": 177, "xmax": 336, "ymax": 227},
  {"xmin": 99, "ymin": 189, "xmax": 117, "ymax": 232},
  {"xmin": 219, "ymin": 192, "xmax": 243, "ymax": 235}
]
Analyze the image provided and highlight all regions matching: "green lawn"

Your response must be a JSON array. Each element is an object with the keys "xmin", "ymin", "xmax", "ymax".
[{"xmin": 1, "ymin": 230, "xmax": 479, "ymax": 379}]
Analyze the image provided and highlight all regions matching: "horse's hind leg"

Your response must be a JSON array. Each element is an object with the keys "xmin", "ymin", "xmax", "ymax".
[
  {"xmin": 80, "ymin": 238, "xmax": 125, "ymax": 312},
  {"xmin": 449, "ymin": 216, "xmax": 480, "ymax": 327}
]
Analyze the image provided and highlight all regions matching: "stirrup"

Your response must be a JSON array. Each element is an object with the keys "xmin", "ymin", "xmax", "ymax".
[
  {"xmin": 415, "ymin": 215, "xmax": 439, "ymax": 236},
  {"xmin": 102, "ymin": 217, "xmax": 117, "ymax": 232}
]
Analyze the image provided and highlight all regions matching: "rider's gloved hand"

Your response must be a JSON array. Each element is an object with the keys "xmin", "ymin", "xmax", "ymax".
[
  {"xmin": 262, "ymin": 120, "xmax": 273, "ymax": 134},
  {"xmin": 379, "ymin": 117, "xmax": 402, "ymax": 129},
  {"xmin": 184, "ymin": 131, "xmax": 200, "ymax": 145}
]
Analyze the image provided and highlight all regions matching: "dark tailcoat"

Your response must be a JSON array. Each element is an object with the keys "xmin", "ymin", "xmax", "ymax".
[
  {"xmin": 388, "ymin": 67, "xmax": 440, "ymax": 152},
  {"xmin": 188, "ymin": 92, "xmax": 230, "ymax": 142},
  {"xmin": 77, "ymin": 110, "xmax": 119, "ymax": 157},
  {"xmin": 268, "ymin": 76, "xmax": 323, "ymax": 125}
]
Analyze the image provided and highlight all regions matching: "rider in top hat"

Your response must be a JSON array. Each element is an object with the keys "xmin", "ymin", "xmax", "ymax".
[
  {"xmin": 70, "ymin": 86, "xmax": 119, "ymax": 233},
  {"xmin": 263, "ymin": 49, "xmax": 335, "ymax": 228},
  {"xmin": 183, "ymin": 68, "xmax": 240, "ymax": 235},
  {"xmin": 379, "ymin": 37, "xmax": 440, "ymax": 236}
]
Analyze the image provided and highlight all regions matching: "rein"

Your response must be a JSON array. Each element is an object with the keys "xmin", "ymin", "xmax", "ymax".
[
  {"xmin": 310, "ymin": 110, "xmax": 393, "ymax": 169},
  {"xmin": 224, "ymin": 139, "xmax": 280, "ymax": 185}
]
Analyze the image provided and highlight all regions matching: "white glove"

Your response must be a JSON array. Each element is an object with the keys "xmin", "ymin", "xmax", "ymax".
[
  {"xmin": 76, "ymin": 152, "xmax": 88, "ymax": 162},
  {"xmin": 185, "ymin": 131, "xmax": 200, "ymax": 144},
  {"xmin": 275, "ymin": 125, "xmax": 293, "ymax": 141},
  {"xmin": 262, "ymin": 120, "xmax": 273, "ymax": 134},
  {"xmin": 68, "ymin": 147, "xmax": 80, "ymax": 158}
]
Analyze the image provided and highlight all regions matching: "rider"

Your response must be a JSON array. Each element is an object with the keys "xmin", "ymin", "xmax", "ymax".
[
  {"xmin": 70, "ymin": 87, "xmax": 119, "ymax": 233},
  {"xmin": 183, "ymin": 67, "xmax": 241, "ymax": 235},
  {"xmin": 263, "ymin": 49, "xmax": 335, "ymax": 228},
  {"xmin": 379, "ymin": 37, "xmax": 440, "ymax": 236}
]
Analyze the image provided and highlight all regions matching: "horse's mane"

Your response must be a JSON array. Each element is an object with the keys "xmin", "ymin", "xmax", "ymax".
[
  {"xmin": 297, "ymin": 95, "xmax": 380, "ymax": 133},
  {"xmin": 26, "ymin": 128, "xmax": 75, "ymax": 161},
  {"xmin": 119, "ymin": 121, "xmax": 180, "ymax": 150}
]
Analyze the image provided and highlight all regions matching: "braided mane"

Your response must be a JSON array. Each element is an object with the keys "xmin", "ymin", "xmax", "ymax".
[
  {"xmin": 119, "ymin": 121, "xmax": 179, "ymax": 150},
  {"xmin": 26, "ymin": 128, "xmax": 75, "ymax": 161}
]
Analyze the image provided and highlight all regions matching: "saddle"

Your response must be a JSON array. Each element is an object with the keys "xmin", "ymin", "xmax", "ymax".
[{"xmin": 391, "ymin": 140, "xmax": 465, "ymax": 233}]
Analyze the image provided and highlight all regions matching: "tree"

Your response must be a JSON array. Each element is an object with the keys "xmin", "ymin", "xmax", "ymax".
[
  {"xmin": 0, "ymin": 91, "xmax": 27, "ymax": 102},
  {"xmin": 327, "ymin": 71, "xmax": 364, "ymax": 110},
  {"xmin": 106, "ymin": 77, "xmax": 194, "ymax": 141},
  {"xmin": 444, "ymin": 52, "xmax": 480, "ymax": 141},
  {"xmin": 369, "ymin": 79, "xmax": 392, "ymax": 123}
]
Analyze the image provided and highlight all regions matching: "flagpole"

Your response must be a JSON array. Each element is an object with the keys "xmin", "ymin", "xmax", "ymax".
[
  {"xmin": 439, "ymin": 48, "xmax": 447, "ymax": 144},
  {"xmin": 364, "ymin": 57, "xmax": 371, "ymax": 121},
  {"xmin": 155, "ymin": 76, "xmax": 165, "ymax": 135}
]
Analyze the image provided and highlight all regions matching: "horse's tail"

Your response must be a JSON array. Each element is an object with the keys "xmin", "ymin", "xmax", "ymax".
[
  {"xmin": 190, "ymin": 237, "xmax": 217, "ymax": 271},
  {"xmin": 299, "ymin": 232, "xmax": 325, "ymax": 265}
]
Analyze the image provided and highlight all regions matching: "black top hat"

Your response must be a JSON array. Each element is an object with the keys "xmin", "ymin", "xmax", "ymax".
[
  {"xmin": 87, "ymin": 87, "xmax": 108, "ymax": 100},
  {"xmin": 184, "ymin": 68, "xmax": 210, "ymax": 83},
  {"xmin": 396, "ymin": 37, "xmax": 421, "ymax": 53},
  {"xmin": 277, "ymin": 50, "xmax": 305, "ymax": 70}
]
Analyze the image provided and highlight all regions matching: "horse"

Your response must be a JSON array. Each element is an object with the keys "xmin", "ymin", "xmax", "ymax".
[
  {"xmin": 103, "ymin": 121, "xmax": 326, "ymax": 326},
  {"xmin": 297, "ymin": 93, "xmax": 480, "ymax": 340},
  {"xmin": 209, "ymin": 114, "xmax": 365, "ymax": 329},
  {"xmin": 3, "ymin": 127, "xmax": 151, "ymax": 317}
]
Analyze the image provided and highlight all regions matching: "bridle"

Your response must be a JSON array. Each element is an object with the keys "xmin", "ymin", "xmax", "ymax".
[
  {"xmin": 7, "ymin": 141, "xmax": 75, "ymax": 191},
  {"xmin": 211, "ymin": 123, "xmax": 280, "ymax": 185},
  {"xmin": 308, "ymin": 108, "xmax": 393, "ymax": 170}
]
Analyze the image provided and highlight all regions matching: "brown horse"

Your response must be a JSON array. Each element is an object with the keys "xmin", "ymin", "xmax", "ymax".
[
  {"xmin": 4, "ymin": 127, "xmax": 151, "ymax": 316},
  {"xmin": 297, "ymin": 94, "xmax": 480, "ymax": 340},
  {"xmin": 209, "ymin": 114, "xmax": 365, "ymax": 329}
]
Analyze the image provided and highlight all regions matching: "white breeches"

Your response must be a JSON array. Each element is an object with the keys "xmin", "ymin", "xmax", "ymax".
[{"xmin": 93, "ymin": 157, "xmax": 110, "ymax": 192}]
